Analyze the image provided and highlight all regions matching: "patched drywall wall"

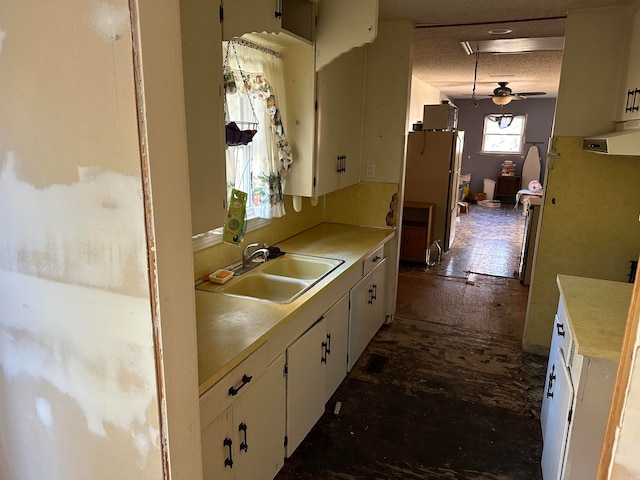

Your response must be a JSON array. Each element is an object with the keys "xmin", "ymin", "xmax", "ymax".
[
  {"xmin": 0, "ymin": 1, "xmax": 163, "ymax": 478},
  {"xmin": 0, "ymin": 154, "xmax": 148, "ymax": 297}
]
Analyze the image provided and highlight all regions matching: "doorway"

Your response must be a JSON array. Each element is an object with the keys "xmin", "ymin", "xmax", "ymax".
[{"xmin": 402, "ymin": 202, "xmax": 526, "ymax": 280}]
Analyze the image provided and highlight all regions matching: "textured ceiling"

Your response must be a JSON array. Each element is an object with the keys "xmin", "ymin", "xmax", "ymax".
[{"xmin": 378, "ymin": 0, "xmax": 632, "ymax": 100}]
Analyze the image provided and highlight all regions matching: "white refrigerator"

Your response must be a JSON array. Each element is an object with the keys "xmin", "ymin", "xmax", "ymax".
[{"xmin": 404, "ymin": 130, "xmax": 464, "ymax": 251}]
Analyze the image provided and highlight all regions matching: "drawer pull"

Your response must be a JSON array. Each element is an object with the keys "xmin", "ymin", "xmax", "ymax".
[
  {"xmin": 556, "ymin": 322, "xmax": 565, "ymax": 337},
  {"xmin": 228, "ymin": 374, "xmax": 253, "ymax": 396},
  {"xmin": 372, "ymin": 255, "xmax": 382, "ymax": 263},
  {"xmin": 239, "ymin": 422, "xmax": 249, "ymax": 452},
  {"xmin": 223, "ymin": 437, "xmax": 234, "ymax": 468},
  {"xmin": 321, "ymin": 340, "xmax": 328, "ymax": 363}
]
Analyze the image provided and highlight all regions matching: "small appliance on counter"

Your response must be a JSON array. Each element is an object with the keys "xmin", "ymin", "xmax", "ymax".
[{"xmin": 423, "ymin": 101, "xmax": 458, "ymax": 130}]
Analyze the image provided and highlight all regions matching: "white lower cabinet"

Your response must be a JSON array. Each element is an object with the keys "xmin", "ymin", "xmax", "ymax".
[
  {"xmin": 540, "ymin": 297, "xmax": 618, "ymax": 480},
  {"xmin": 286, "ymin": 294, "xmax": 349, "ymax": 456},
  {"xmin": 200, "ymin": 244, "xmax": 390, "ymax": 479},
  {"xmin": 201, "ymin": 408, "xmax": 234, "ymax": 480},
  {"xmin": 325, "ymin": 294, "xmax": 350, "ymax": 401},
  {"xmin": 541, "ymin": 349, "xmax": 574, "ymax": 480},
  {"xmin": 348, "ymin": 258, "xmax": 386, "ymax": 371},
  {"xmin": 201, "ymin": 354, "xmax": 286, "ymax": 480}
]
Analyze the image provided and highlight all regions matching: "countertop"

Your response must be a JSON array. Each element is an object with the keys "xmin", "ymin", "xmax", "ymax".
[
  {"xmin": 196, "ymin": 223, "xmax": 395, "ymax": 395},
  {"xmin": 557, "ymin": 274, "xmax": 633, "ymax": 362}
]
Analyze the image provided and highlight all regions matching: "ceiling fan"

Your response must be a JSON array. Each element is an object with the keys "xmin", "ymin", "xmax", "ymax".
[
  {"xmin": 488, "ymin": 82, "xmax": 546, "ymax": 105},
  {"xmin": 468, "ymin": 50, "xmax": 546, "ymax": 106}
]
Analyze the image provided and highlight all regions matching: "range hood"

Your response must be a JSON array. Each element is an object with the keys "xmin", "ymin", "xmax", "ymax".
[{"xmin": 582, "ymin": 127, "xmax": 640, "ymax": 156}]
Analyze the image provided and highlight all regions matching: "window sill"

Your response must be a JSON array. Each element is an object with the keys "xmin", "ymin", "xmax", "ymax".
[
  {"xmin": 192, "ymin": 217, "xmax": 272, "ymax": 252},
  {"xmin": 478, "ymin": 151, "xmax": 525, "ymax": 157}
]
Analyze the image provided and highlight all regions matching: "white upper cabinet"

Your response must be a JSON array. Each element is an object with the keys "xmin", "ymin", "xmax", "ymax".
[
  {"xmin": 617, "ymin": 6, "xmax": 640, "ymax": 121},
  {"xmin": 315, "ymin": 47, "xmax": 365, "ymax": 196},
  {"xmin": 218, "ymin": 0, "xmax": 380, "ymax": 201},
  {"xmin": 315, "ymin": 0, "xmax": 378, "ymax": 71},
  {"xmin": 222, "ymin": 0, "xmax": 315, "ymax": 42},
  {"xmin": 221, "ymin": 0, "xmax": 282, "ymax": 40},
  {"xmin": 180, "ymin": 0, "xmax": 227, "ymax": 236}
]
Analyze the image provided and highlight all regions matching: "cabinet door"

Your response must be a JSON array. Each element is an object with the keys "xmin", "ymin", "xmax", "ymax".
[
  {"xmin": 201, "ymin": 407, "xmax": 235, "ymax": 480},
  {"xmin": 180, "ymin": 0, "xmax": 227, "ymax": 235},
  {"xmin": 221, "ymin": 0, "xmax": 281, "ymax": 41},
  {"xmin": 348, "ymin": 258, "xmax": 386, "ymax": 371},
  {"xmin": 400, "ymin": 225, "xmax": 428, "ymax": 262},
  {"xmin": 541, "ymin": 351, "xmax": 574, "ymax": 480},
  {"xmin": 280, "ymin": 40, "xmax": 316, "ymax": 197},
  {"xmin": 233, "ymin": 354, "xmax": 286, "ymax": 480},
  {"xmin": 315, "ymin": 47, "xmax": 365, "ymax": 196},
  {"xmin": 618, "ymin": 7, "xmax": 640, "ymax": 120},
  {"xmin": 286, "ymin": 318, "xmax": 328, "ymax": 456},
  {"xmin": 541, "ymin": 314, "xmax": 563, "ymax": 440},
  {"xmin": 315, "ymin": 0, "xmax": 378, "ymax": 71},
  {"xmin": 325, "ymin": 294, "xmax": 349, "ymax": 402}
]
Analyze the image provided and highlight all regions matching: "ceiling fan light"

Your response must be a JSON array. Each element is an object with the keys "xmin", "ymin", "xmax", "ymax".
[
  {"xmin": 488, "ymin": 28, "xmax": 513, "ymax": 36},
  {"xmin": 492, "ymin": 96, "xmax": 512, "ymax": 105}
]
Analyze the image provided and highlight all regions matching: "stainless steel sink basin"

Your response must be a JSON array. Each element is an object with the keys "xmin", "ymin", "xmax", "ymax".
[{"xmin": 197, "ymin": 253, "xmax": 344, "ymax": 303}]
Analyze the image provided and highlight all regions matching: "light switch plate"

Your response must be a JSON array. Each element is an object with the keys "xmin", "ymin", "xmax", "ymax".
[{"xmin": 366, "ymin": 164, "xmax": 375, "ymax": 178}]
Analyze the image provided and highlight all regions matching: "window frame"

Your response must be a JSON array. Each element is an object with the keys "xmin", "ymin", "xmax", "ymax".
[
  {"xmin": 192, "ymin": 217, "xmax": 271, "ymax": 252},
  {"xmin": 480, "ymin": 113, "xmax": 527, "ymax": 155}
]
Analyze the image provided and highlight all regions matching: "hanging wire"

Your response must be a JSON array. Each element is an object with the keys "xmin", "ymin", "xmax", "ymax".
[{"xmin": 471, "ymin": 47, "xmax": 480, "ymax": 107}]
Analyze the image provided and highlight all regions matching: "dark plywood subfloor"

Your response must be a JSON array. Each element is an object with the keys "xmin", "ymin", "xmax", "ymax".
[{"xmin": 275, "ymin": 205, "xmax": 546, "ymax": 480}]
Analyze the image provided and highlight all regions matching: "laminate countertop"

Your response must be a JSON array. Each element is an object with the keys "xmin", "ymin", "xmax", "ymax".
[
  {"xmin": 196, "ymin": 223, "xmax": 395, "ymax": 395},
  {"xmin": 557, "ymin": 274, "xmax": 633, "ymax": 362}
]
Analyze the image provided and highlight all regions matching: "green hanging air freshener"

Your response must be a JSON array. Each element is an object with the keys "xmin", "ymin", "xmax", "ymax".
[{"xmin": 223, "ymin": 189, "xmax": 248, "ymax": 246}]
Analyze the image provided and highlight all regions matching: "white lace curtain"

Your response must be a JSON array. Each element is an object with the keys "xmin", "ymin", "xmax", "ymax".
[{"xmin": 224, "ymin": 39, "xmax": 292, "ymax": 219}]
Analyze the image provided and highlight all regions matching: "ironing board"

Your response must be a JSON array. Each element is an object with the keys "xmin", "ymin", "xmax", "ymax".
[{"xmin": 521, "ymin": 145, "xmax": 541, "ymax": 189}]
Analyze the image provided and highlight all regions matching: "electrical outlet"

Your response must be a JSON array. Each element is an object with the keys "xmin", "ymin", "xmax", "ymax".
[{"xmin": 366, "ymin": 164, "xmax": 375, "ymax": 178}]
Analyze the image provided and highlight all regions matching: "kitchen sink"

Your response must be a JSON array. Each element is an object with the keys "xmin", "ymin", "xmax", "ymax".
[
  {"xmin": 197, "ymin": 253, "xmax": 344, "ymax": 303},
  {"xmin": 260, "ymin": 254, "xmax": 342, "ymax": 280},
  {"xmin": 219, "ymin": 274, "xmax": 310, "ymax": 303}
]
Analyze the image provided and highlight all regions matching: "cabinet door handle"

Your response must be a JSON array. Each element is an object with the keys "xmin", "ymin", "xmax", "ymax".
[
  {"xmin": 556, "ymin": 322, "xmax": 565, "ymax": 337},
  {"xmin": 368, "ymin": 284, "xmax": 377, "ymax": 304},
  {"xmin": 626, "ymin": 89, "xmax": 634, "ymax": 113},
  {"xmin": 633, "ymin": 88, "xmax": 640, "ymax": 112},
  {"xmin": 321, "ymin": 341, "xmax": 328, "ymax": 363},
  {"xmin": 228, "ymin": 374, "xmax": 253, "ymax": 396},
  {"xmin": 239, "ymin": 422, "xmax": 248, "ymax": 452},
  {"xmin": 223, "ymin": 437, "xmax": 234, "ymax": 468},
  {"xmin": 546, "ymin": 364, "xmax": 556, "ymax": 398},
  {"xmin": 274, "ymin": 0, "xmax": 282, "ymax": 17},
  {"xmin": 326, "ymin": 333, "xmax": 331, "ymax": 355}
]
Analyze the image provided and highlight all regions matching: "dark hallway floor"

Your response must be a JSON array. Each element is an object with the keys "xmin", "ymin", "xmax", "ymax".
[{"xmin": 275, "ymin": 204, "xmax": 546, "ymax": 479}]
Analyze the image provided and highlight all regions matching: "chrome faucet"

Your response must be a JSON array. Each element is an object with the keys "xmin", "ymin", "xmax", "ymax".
[{"xmin": 242, "ymin": 242, "xmax": 269, "ymax": 268}]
